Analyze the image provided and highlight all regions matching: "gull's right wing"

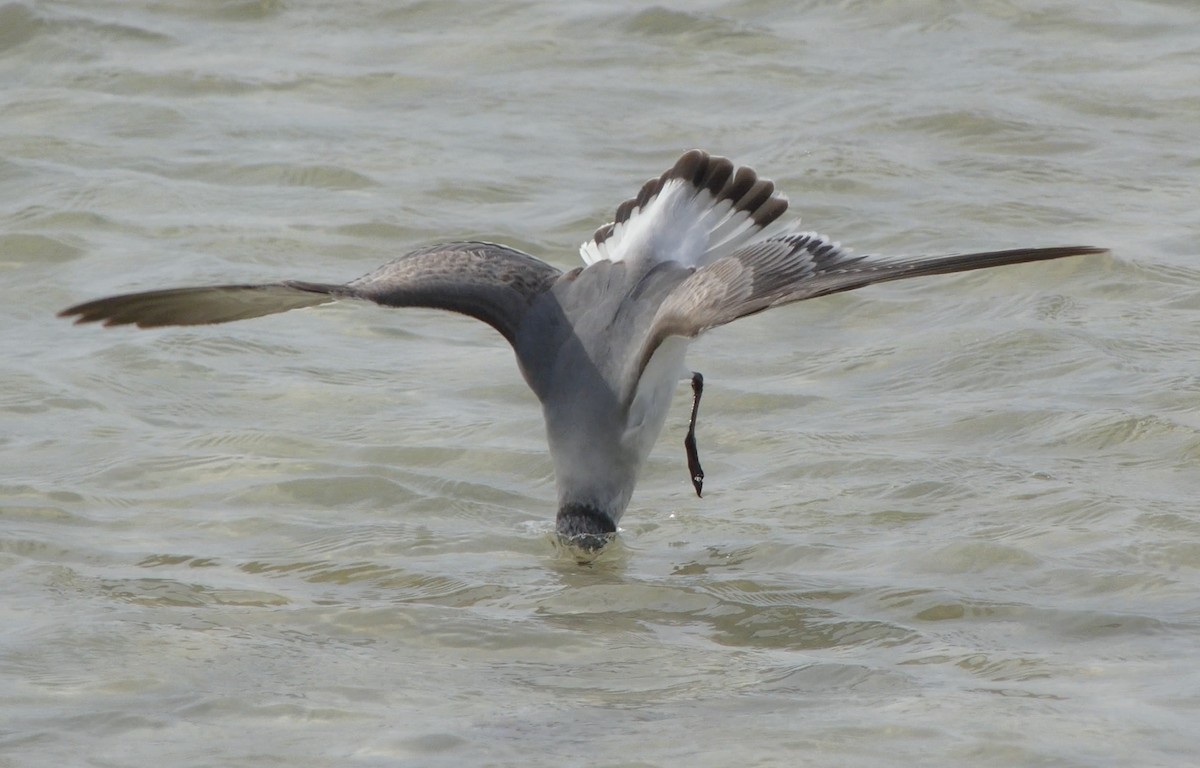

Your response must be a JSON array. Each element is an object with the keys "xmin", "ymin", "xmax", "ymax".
[{"xmin": 632, "ymin": 233, "xmax": 1107, "ymax": 379}]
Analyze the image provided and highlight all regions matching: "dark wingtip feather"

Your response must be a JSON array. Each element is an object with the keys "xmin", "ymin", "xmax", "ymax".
[
  {"xmin": 699, "ymin": 154, "xmax": 734, "ymax": 195},
  {"xmin": 671, "ymin": 149, "xmax": 708, "ymax": 186},
  {"xmin": 586, "ymin": 150, "xmax": 790, "ymax": 256}
]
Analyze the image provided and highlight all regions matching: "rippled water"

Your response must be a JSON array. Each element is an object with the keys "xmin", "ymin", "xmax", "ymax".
[{"xmin": 3, "ymin": 1, "xmax": 1199, "ymax": 765}]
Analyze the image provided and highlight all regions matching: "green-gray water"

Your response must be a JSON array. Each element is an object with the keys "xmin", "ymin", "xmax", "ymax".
[{"xmin": 3, "ymin": 1, "xmax": 1198, "ymax": 765}]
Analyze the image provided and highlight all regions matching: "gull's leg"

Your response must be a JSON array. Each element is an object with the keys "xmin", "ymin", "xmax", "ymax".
[{"xmin": 684, "ymin": 371, "xmax": 704, "ymax": 497}]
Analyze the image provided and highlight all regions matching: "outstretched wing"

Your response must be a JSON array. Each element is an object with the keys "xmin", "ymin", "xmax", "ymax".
[
  {"xmin": 633, "ymin": 234, "xmax": 1106, "ymax": 376},
  {"xmin": 57, "ymin": 282, "xmax": 347, "ymax": 328},
  {"xmin": 59, "ymin": 241, "xmax": 564, "ymax": 345}
]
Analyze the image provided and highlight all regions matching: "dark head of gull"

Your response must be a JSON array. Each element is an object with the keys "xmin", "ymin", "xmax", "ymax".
[{"xmin": 556, "ymin": 502, "xmax": 617, "ymax": 552}]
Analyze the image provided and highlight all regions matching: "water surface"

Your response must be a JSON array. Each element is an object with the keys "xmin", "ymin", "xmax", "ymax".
[{"xmin": 3, "ymin": 1, "xmax": 1199, "ymax": 766}]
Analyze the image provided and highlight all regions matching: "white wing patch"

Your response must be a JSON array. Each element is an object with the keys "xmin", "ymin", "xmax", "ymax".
[
  {"xmin": 579, "ymin": 179, "xmax": 713, "ymax": 267},
  {"xmin": 579, "ymin": 150, "xmax": 791, "ymax": 270}
]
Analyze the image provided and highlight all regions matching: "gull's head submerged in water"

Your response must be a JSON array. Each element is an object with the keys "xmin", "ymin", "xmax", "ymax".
[
  {"xmin": 59, "ymin": 150, "xmax": 1106, "ymax": 551},
  {"xmin": 556, "ymin": 502, "xmax": 618, "ymax": 553}
]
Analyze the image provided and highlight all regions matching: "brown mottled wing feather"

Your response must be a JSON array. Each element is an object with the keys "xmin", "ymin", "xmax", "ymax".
[
  {"xmin": 59, "ymin": 241, "xmax": 564, "ymax": 344},
  {"xmin": 345, "ymin": 242, "xmax": 563, "ymax": 343},
  {"xmin": 634, "ymin": 234, "xmax": 1107, "ymax": 375}
]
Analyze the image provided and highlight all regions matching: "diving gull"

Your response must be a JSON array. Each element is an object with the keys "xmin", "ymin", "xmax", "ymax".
[{"xmin": 60, "ymin": 150, "xmax": 1105, "ymax": 550}]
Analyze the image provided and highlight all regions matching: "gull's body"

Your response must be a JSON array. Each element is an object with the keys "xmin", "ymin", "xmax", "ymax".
[{"xmin": 61, "ymin": 150, "xmax": 1104, "ymax": 549}]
